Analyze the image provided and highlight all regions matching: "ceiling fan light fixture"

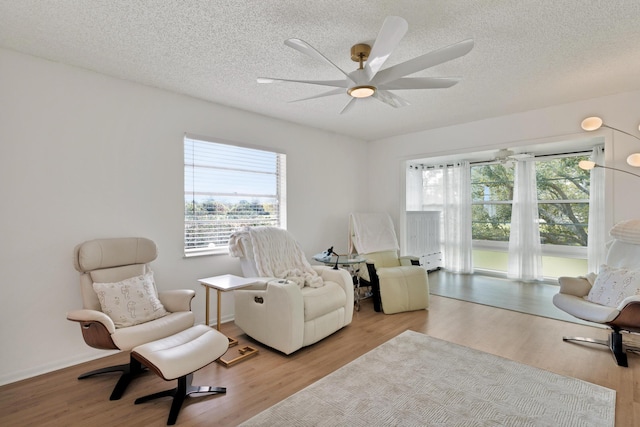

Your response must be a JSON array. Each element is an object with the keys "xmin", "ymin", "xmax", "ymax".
[{"xmin": 348, "ymin": 85, "xmax": 376, "ymax": 98}]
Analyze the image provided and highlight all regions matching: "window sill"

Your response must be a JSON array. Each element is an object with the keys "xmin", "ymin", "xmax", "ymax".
[
  {"xmin": 184, "ymin": 248, "xmax": 229, "ymax": 258},
  {"xmin": 472, "ymin": 240, "xmax": 587, "ymax": 259}
]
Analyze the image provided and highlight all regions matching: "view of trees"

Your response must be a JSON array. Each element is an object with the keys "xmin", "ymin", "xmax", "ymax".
[
  {"xmin": 185, "ymin": 199, "xmax": 278, "ymax": 249},
  {"xmin": 470, "ymin": 155, "xmax": 590, "ymax": 246}
]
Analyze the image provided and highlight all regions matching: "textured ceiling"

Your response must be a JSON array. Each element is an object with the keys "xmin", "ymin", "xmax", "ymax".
[{"xmin": 2, "ymin": 1, "xmax": 640, "ymax": 141}]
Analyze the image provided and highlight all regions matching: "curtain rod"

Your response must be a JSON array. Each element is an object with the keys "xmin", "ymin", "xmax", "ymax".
[{"xmin": 409, "ymin": 149, "xmax": 595, "ymax": 170}]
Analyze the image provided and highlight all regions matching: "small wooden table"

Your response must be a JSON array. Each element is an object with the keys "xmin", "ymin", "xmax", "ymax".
[{"xmin": 198, "ymin": 274, "xmax": 260, "ymax": 367}]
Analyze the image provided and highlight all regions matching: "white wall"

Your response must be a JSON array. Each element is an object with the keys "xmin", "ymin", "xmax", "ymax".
[
  {"xmin": 0, "ymin": 48, "xmax": 367, "ymax": 385},
  {"xmin": 367, "ymin": 90, "xmax": 640, "ymax": 238}
]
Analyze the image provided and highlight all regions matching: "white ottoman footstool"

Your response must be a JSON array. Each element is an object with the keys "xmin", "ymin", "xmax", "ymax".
[{"xmin": 132, "ymin": 324, "xmax": 229, "ymax": 425}]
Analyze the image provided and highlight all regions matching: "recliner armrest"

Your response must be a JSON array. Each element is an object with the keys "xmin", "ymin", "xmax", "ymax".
[
  {"xmin": 158, "ymin": 289, "xmax": 195, "ymax": 313},
  {"xmin": 312, "ymin": 266, "xmax": 352, "ymax": 289},
  {"xmin": 235, "ymin": 277, "xmax": 271, "ymax": 291},
  {"xmin": 557, "ymin": 276, "xmax": 592, "ymax": 297},
  {"xmin": 312, "ymin": 265, "xmax": 355, "ymax": 324},
  {"xmin": 399, "ymin": 256, "xmax": 420, "ymax": 266},
  {"xmin": 67, "ymin": 309, "xmax": 116, "ymax": 334}
]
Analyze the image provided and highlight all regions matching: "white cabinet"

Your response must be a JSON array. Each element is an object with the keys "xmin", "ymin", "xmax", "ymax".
[{"xmin": 406, "ymin": 211, "xmax": 442, "ymax": 271}]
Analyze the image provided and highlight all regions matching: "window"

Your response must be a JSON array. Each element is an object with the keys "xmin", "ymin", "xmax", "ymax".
[
  {"xmin": 470, "ymin": 164, "xmax": 514, "ymax": 242},
  {"xmin": 470, "ymin": 154, "xmax": 590, "ymax": 247},
  {"xmin": 184, "ymin": 135, "xmax": 286, "ymax": 256},
  {"xmin": 536, "ymin": 156, "xmax": 590, "ymax": 246},
  {"xmin": 414, "ymin": 152, "xmax": 591, "ymax": 250}
]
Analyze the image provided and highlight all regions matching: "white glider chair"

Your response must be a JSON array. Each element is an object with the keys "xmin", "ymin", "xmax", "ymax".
[
  {"xmin": 67, "ymin": 237, "xmax": 197, "ymax": 399},
  {"xmin": 553, "ymin": 219, "xmax": 640, "ymax": 367},
  {"xmin": 349, "ymin": 213, "xmax": 429, "ymax": 314},
  {"xmin": 228, "ymin": 227, "xmax": 354, "ymax": 355}
]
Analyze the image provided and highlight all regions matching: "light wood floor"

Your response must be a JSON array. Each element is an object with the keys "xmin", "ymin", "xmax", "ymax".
[{"xmin": 2, "ymin": 294, "xmax": 639, "ymax": 426}]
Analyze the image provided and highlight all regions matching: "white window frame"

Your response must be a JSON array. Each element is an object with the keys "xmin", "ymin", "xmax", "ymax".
[{"xmin": 184, "ymin": 134, "xmax": 286, "ymax": 257}]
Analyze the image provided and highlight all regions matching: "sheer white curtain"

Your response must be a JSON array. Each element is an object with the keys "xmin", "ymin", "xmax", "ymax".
[
  {"xmin": 507, "ymin": 157, "xmax": 543, "ymax": 281},
  {"xmin": 587, "ymin": 145, "xmax": 606, "ymax": 272},
  {"xmin": 442, "ymin": 161, "xmax": 473, "ymax": 274},
  {"xmin": 406, "ymin": 164, "xmax": 423, "ymax": 211}
]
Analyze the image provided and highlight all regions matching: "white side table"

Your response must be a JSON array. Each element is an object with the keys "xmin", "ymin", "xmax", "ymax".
[{"xmin": 197, "ymin": 274, "xmax": 259, "ymax": 367}]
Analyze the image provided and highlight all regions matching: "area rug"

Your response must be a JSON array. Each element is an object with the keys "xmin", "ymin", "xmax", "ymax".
[{"xmin": 241, "ymin": 330, "xmax": 615, "ymax": 426}]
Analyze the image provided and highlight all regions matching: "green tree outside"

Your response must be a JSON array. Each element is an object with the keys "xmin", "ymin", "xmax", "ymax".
[
  {"xmin": 470, "ymin": 155, "xmax": 590, "ymax": 246},
  {"xmin": 185, "ymin": 199, "xmax": 278, "ymax": 249}
]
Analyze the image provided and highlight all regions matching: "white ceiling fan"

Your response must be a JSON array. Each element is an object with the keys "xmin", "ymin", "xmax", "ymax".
[
  {"xmin": 494, "ymin": 149, "xmax": 516, "ymax": 162},
  {"xmin": 257, "ymin": 16, "xmax": 474, "ymax": 114},
  {"xmin": 493, "ymin": 149, "xmax": 533, "ymax": 167}
]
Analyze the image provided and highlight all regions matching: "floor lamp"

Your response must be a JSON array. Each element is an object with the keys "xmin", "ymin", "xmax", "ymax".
[
  {"xmin": 578, "ymin": 160, "xmax": 640, "ymax": 178},
  {"xmin": 581, "ymin": 116, "xmax": 640, "ymax": 167}
]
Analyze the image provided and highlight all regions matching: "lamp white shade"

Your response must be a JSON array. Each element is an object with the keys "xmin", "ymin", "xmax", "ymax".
[
  {"xmin": 578, "ymin": 160, "xmax": 596, "ymax": 170},
  {"xmin": 627, "ymin": 153, "xmax": 640, "ymax": 167},
  {"xmin": 581, "ymin": 117, "xmax": 603, "ymax": 131}
]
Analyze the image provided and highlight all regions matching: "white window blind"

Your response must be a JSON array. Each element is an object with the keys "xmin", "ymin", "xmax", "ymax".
[{"xmin": 184, "ymin": 135, "xmax": 286, "ymax": 256}]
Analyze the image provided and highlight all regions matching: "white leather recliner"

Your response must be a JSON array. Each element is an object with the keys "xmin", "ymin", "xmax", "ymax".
[
  {"xmin": 553, "ymin": 219, "xmax": 640, "ymax": 367},
  {"xmin": 67, "ymin": 237, "xmax": 197, "ymax": 400},
  {"xmin": 349, "ymin": 213, "xmax": 430, "ymax": 314},
  {"xmin": 228, "ymin": 227, "xmax": 354, "ymax": 355}
]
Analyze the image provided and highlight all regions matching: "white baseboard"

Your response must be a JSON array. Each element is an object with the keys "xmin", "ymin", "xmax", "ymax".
[{"xmin": 0, "ymin": 349, "xmax": 118, "ymax": 387}]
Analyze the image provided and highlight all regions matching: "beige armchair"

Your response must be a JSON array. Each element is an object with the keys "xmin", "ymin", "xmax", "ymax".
[
  {"xmin": 67, "ymin": 237, "xmax": 196, "ymax": 399},
  {"xmin": 553, "ymin": 219, "xmax": 640, "ymax": 367},
  {"xmin": 228, "ymin": 227, "xmax": 353, "ymax": 355},
  {"xmin": 349, "ymin": 213, "xmax": 429, "ymax": 314}
]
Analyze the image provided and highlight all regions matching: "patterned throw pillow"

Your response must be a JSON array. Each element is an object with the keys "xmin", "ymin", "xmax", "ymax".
[
  {"xmin": 93, "ymin": 271, "xmax": 167, "ymax": 328},
  {"xmin": 585, "ymin": 264, "xmax": 640, "ymax": 308}
]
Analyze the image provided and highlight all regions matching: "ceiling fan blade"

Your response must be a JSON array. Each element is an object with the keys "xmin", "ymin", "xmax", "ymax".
[
  {"xmin": 257, "ymin": 77, "xmax": 349, "ymax": 88},
  {"xmin": 373, "ymin": 90, "xmax": 411, "ymax": 108},
  {"xmin": 372, "ymin": 39, "xmax": 474, "ymax": 85},
  {"xmin": 284, "ymin": 38, "xmax": 354, "ymax": 81},
  {"xmin": 364, "ymin": 16, "xmax": 408, "ymax": 81},
  {"xmin": 288, "ymin": 88, "xmax": 345, "ymax": 103},
  {"xmin": 378, "ymin": 77, "xmax": 460, "ymax": 90},
  {"xmin": 339, "ymin": 98, "xmax": 357, "ymax": 114}
]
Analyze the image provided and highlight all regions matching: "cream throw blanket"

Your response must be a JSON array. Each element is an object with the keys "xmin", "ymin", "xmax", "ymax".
[{"xmin": 229, "ymin": 227, "xmax": 323, "ymax": 288}]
